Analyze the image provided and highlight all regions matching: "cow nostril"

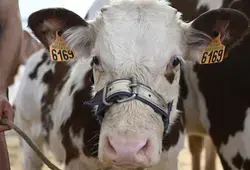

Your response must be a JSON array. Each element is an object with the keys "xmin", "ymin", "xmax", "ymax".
[
  {"xmin": 106, "ymin": 136, "xmax": 117, "ymax": 155},
  {"xmin": 137, "ymin": 139, "xmax": 150, "ymax": 155},
  {"xmin": 104, "ymin": 135, "xmax": 153, "ymax": 160}
]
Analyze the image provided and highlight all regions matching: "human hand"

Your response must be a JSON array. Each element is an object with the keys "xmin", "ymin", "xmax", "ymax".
[{"xmin": 0, "ymin": 95, "xmax": 13, "ymax": 132}]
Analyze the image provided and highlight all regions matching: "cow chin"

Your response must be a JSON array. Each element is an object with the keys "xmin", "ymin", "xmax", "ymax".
[{"xmin": 98, "ymin": 101, "xmax": 164, "ymax": 168}]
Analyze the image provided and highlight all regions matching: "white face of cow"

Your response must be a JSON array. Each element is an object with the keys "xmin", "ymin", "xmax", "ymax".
[
  {"xmin": 28, "ymin": 0, "xmax": 248, "ymax": 168},
  {"xmin": 69, "ymin": 1, "xmax": 184, "ymax": 167}
]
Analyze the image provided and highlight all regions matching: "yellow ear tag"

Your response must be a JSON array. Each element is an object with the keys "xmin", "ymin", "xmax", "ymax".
[
  {"xmin": 49, "ymin": 31, "xmax": 75, "ymax": 62},
  {"xmin": 200, "ymin": 33, "xmax": 225, "ymax": 64}
]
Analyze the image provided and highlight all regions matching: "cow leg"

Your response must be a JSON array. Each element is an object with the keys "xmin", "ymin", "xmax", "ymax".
[
  {"xmin": 166, "ymin": 157, "xmax": 178, "ymax": 170},
  {"xmin": 22, "ymin": 130, "xmax": 45, "ymax": 170},
  {"xmin": 65, "ymin": 157, "xmax": 104, "ymax": 170},
  {"xmin": 188, "ymin": 135, "xmax": 204, "ymax": 170},
  {"xmin": 149, "ymin": 133, "xmax": 185, "ymax": 170},
  {"xmin": 16, "ymin": 115, "xmax": 45, "ymax": 170},
  {"xmin": 65, "ymin": 158, "xmax": 85, "ymax": 170},
  {"xmin": 204, "ymin": 137, "xmax": 217, "ymax": 170},
  {"xmin": 147, "ymin": 156, "xmax": 178, "ymax": 170}
]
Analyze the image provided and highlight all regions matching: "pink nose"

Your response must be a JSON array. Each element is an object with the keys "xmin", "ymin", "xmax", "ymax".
[{"xmin": 103, "ymin": 133, "xmax": 153, "ymax": 166}]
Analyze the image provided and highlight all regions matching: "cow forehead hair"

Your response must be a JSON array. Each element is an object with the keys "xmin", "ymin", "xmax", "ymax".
[{"xmin": 92, "ymin": 0, "xmax": 185, "ymax": 72}]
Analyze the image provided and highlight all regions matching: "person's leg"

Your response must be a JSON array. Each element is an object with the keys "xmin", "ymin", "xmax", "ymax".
[{"xmin": 0, "ymin": 132, "xmax": 10, "ymax": 170}]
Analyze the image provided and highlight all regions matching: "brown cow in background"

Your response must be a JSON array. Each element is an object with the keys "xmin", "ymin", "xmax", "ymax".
[{"xmin": 8, "ymin": 30, "xmax": 43, "ymax": 86}]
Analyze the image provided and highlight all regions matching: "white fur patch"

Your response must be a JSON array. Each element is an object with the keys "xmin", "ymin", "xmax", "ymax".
[
  {"xmin": 182, "ymin": 61, "xmax": 211, "ymax": 132},
  {"xmin": 197, "ymin": 0, "xmax": 223, "ymax": 10},
  {"xmin": 219, "ymin": 108, "xmax": 250, "ymax": 169}
]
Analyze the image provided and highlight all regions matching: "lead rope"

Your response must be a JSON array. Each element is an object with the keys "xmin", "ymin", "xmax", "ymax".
[
  {"xmin": 0, "ymin": 119, "xmax": 61, "ymax": 170},
  {"xmin": 0, "ymin": 119, "xmax": 115, "ymax": 170}
]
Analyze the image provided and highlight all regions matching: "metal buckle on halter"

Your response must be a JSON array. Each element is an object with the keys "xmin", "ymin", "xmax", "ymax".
[
  {"xmin": 117, "ymin": 77, "xmax": 137, "ymax": 103},
  {"xmin": 102, "ymin": 84, "xmax": 113, "ymax": 106},
  {"xmin": 102, "ymin": 77, "xmax": 138, "ymax": 106}
]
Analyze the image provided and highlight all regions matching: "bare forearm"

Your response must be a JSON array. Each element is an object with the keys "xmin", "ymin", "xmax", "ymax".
[
  {"xmin": 0, "ymin": 0, "xmax": 22, "ymax": 89},
  {"xmin": 0, "ymin": 26, "xmax": 22, "ymax": 90},
  {"xmin": 0, "ymin": 133, "xmax": 10, "ymax": 170},
  {"xmin": 0, "ymin": 87, "xmax": 5, "ymax": 95},
  {"xmin": 0, "ymin": 1, "xmax": 20, "ymax": 170}
]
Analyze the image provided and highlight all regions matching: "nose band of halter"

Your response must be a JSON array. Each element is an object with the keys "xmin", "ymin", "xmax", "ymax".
[{"xmin": 84, "ymin": 77, "xmax": 173, "ymax": 134}]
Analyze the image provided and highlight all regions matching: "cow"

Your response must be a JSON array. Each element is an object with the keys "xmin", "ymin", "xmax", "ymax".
[
  {"xmin": 84, "ymin": 0, "xmax": 242, "ymax": 170},
  {"xmin": 171, "ymin": 0, "xmax": 250, "ymax": 170},
  {"xmin": 169, "ymin": 0, "xmax": 250, "ymax": 170},
  {"xmin": 182, "ymin": 1, "xmax": 250, "ymax": 170},
  {"xmin": 84, "ymin": 1, "xmax": 219, "ymax": 170},
  {"xmin": 170, "ymin": 0, "xmax": 250, "ymax": 170},
  {"xmin": 14, "ymin": 0, "xmax": 248, "ymax": 169},
  {"xmin": 85, "ymin": 0, "xmax": 250, "ymax": 170},
  {"xmin": 172, "ymin": 0, "xmax": 250, "ymax": 170}
]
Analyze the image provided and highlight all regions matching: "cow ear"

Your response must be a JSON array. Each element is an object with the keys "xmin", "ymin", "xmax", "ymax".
[
  {"xmin": 21, "ymin": 31, "xmax": 43, "ymax": 64},
  {"xmin": 28, "ymin": 8, "xmax": 89, "ymax": 49},
  {"xmin": 184, "ymin": 8, "xmax": 248, "ymax": 61}
]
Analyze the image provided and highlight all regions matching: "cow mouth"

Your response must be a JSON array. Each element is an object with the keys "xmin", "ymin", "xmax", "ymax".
[
  {"xmin": 103, "ymin": 164, "xmax": 149, "ymax": 170},
  {"xmin": 101, "ymin": 157, "xmax": 151, "ymax": 169}
]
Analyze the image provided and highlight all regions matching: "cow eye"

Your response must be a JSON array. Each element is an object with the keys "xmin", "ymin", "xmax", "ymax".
[
  {"xmin": 170, "ymin": 57, "xmax": 180, "ymax": 67},
  {"xmin": 91, "ymin": 56, "xmax": 100, "ymax": 66}
]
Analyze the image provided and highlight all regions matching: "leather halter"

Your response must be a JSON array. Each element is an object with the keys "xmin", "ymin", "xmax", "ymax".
[{"xmin": 84, "ymin": 77, "xmax": 173, "ymax": 134}]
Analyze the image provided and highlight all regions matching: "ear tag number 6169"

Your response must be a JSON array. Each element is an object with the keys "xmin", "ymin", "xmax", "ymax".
[
  {"xmin": 200, "ymin": 33, "xmax": 225, "ymax": 64},
  {"xmin": 49, "ymin": 31, "xmax": 75, "ymax": 62}
]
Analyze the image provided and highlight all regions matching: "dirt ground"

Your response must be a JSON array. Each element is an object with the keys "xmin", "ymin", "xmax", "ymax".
[{"xmin": 5, "ymin": 130, "xmax": 223, "ymax": 170}]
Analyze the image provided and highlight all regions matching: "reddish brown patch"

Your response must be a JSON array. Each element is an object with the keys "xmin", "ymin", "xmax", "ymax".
[{"xmin": 40, "ymin": 53, "xmax": 72, "ymax": 142}]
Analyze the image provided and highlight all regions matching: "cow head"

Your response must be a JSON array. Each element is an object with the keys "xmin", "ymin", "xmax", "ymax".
[{"xmin": 28, "ymin": 0, "xmax": 248, "ymax": 168}]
